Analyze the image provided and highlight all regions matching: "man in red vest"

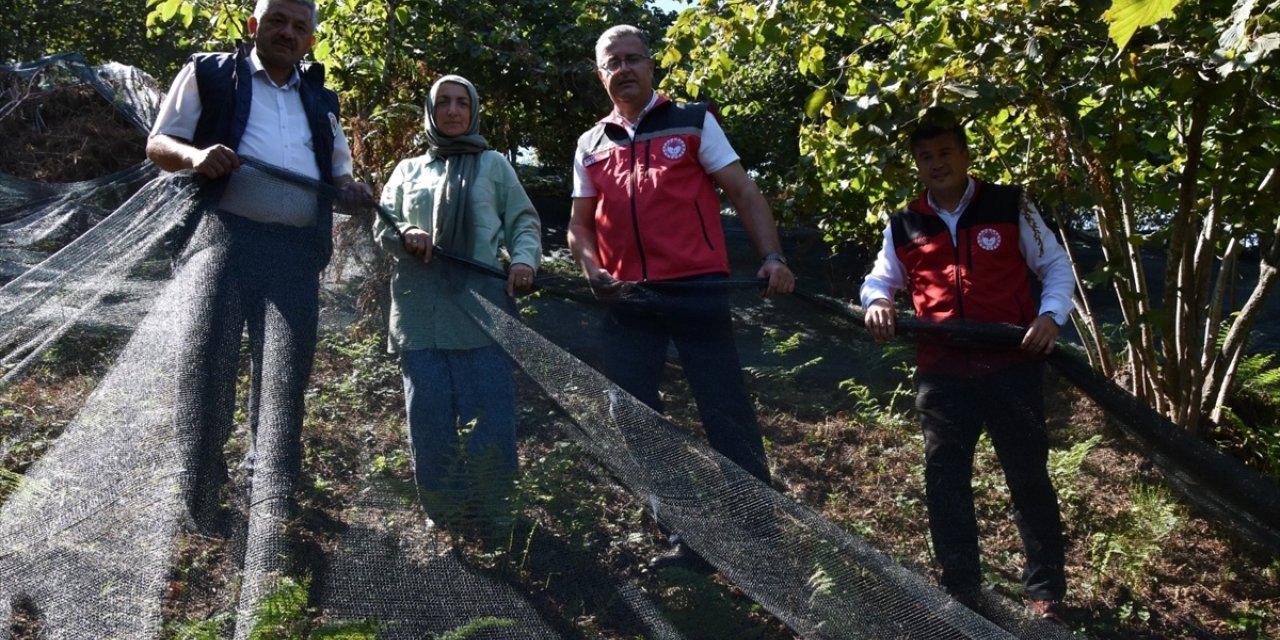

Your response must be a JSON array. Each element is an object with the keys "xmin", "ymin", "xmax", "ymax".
[
  {"xmin": 860, "ymin": 107, "xmax": 1074, "ymax": 624},
  {"xmin": 567, "ymin": 24, "xmax": 794, "ymax": 570}
]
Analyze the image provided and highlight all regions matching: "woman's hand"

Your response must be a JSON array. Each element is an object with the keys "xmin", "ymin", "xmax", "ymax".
[
  {"xmin": 402, "ymin": 227, "xmax": 433, "ymax": 262},
  {"xmin": 508, "ymin": 263, "xmax": 535, "ymax": 296}
]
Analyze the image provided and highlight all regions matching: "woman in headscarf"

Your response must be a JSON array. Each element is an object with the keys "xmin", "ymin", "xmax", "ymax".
[{"xmin": 374, "ymin": 75, "xmax": 541, "ymax": 530}]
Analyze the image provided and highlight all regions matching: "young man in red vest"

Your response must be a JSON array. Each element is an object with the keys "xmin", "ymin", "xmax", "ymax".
[{"xmin": 860, "ymin": 107, "xmax": 1074, "ymax": 624}]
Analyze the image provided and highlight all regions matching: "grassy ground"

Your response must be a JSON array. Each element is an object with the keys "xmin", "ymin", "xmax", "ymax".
[{"xmin": 334, "ymin": 290, "xmax": 1280, "ymax": 639}]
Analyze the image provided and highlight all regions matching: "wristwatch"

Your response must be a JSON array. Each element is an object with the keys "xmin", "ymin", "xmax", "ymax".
[{"xmin": 762, "ymin": 252, "xmax": 788, "ymax": 265}]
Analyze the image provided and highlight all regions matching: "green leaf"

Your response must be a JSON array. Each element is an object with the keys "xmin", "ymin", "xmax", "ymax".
[
  {"xmin": 1218, "ymin": 0, "xmax": 1257, "ymax": 52},
  {"xmin": 804, "ymin": 87, "xmax": 830, "ymax": 120},
  {"xmin": 1102, "ymin": 0, "xmax": 1183, "ymax": 51},
  {"xmin": 316, "ymin": 41, "xmax": 335, "ymax": 63},
  {"xmin": 158, "ymin": 0, "xmax": 182, "ymax": 22}
]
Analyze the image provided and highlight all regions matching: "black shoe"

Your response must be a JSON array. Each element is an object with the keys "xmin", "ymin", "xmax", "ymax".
[
  {"xmin": 943, "ymin": 589, "xmax": 990, "ymax": 620},
  {"xmin": 1029, "ymin": 599, "xmax": 1068, "ymax": 626},
  {"xmin": 648, "ymin": 542, "xmax": 713, "ymax": 573},
  {"xmin": 949, "ymin": 591, "xmax": 980, "ymax": 611}
]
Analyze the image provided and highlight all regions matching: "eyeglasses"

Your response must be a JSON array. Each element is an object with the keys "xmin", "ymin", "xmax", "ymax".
[{"xmin": 599, "ymin": 54, "xmax": 650, "ymax": 73}]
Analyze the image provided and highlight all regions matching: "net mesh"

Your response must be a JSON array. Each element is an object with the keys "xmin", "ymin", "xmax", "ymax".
[
  {"xmin": 0, "ymin": 163, "xmax": 1073, "ymax": 640},
  {"xmin": 4, "ymin": 54, "xmax": 1278, "ymax": 640},
  {"xmin": 456, "ymin": 289, "xmax": 1076, "ymax": 640}
]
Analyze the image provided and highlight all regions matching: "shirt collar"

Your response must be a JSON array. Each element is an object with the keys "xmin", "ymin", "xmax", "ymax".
[
  {"xmin": 606, "ymin": 92, "xmax": 661, "ymax": 130},
  {"xmin": 248, "ymin": 47, "xmax": 301, "ymax": 90},
  {"xmin": 927, "ymin": 176, "xmax": 976, "ymax": 217}
]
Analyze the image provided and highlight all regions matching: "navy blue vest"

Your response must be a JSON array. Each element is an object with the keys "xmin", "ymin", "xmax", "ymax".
[{"xmin": 189, "ymin": 42, "xmax": 339, "ymax": 261}]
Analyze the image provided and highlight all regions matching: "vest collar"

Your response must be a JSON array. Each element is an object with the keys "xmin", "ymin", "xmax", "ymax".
[{"xmin": 911, "ymin": 176, "xmax": 983, "ymax": 216}]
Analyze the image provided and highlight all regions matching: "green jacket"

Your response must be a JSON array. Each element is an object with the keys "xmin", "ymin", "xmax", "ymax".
[{"xmin": 375, "ymin": 150, "xmax": 541, "ymax": 352}]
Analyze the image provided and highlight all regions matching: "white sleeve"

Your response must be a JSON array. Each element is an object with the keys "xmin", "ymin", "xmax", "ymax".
[
  {"xmin": 570, "ymin": 148, "xmax": 597, "ymax": 198},
  {"xmin": 1018, "ymin": 199, "xmax": 1075, "ymax": 324},
  {"xmin": 331, "ymin": 125, "xmax": 354, "ymax": 178},
  {"xmin": 859, "ymin": 222, "xmax": 908, "ymax": 308},
  {"xmin": 150, "ymin": 61, "xmax": 201, "ymax": 141},
  {"xmin": 698, "ymin": 112, "xmax": 740, "ymax": 174}
]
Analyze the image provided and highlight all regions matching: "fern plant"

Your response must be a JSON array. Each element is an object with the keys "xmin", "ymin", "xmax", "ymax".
[{"xmin": 1220, "ymin": 351, "xmax": 1280, "ymax": 478}]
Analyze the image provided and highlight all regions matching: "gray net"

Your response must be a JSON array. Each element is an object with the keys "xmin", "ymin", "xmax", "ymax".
[
  {"xmin": 0, "ymin": 163, "xmax": 174, "ymax": 396},
  {"xmin": 0, "ymin": 144, "xmax": 1078, "ymax": 638},
  {"xmin": 7, "ymin": 53, "xmax": 1274, "ymax": 640},
  {"xmin": 1, "ymin": 234, "xmax": 202, "ymax": 638},
  {"xmin": 455, "ymin": 288, "xmax": 1076, "ymax": 640}
]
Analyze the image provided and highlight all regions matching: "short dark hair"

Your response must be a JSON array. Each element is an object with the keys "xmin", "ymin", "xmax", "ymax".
[{"xmin": 909, "ymin": 106, "xmax": 968, "ymax": 154}]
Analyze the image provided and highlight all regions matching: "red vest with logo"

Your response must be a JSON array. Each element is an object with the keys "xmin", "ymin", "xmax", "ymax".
[
  {"xmin": 890, "ymin": 180, "xmax": 1036, "ymax": 374},
  {"xmin": 576, "ymin": 96, "xmax": 728, "ymax": 282}
]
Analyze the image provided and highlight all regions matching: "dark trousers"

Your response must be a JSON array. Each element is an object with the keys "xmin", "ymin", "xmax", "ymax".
[
  {"xmin": 601, "ymin": 277, "xmax": 770, "ymax": 484},
  {"xmin": 916, "ymin": 361, "xmax": 1066, "ymax": 601},
  {"xmin": 173, "ymin": 210, "xmax": 323, "ymax": 532}
]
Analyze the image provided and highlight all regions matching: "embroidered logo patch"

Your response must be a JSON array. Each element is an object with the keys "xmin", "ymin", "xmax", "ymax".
[
  {"xmin": 582, "ymin": 151, "xmax": 607, "ymax": 168},
  {"xmin": 662, "ymin": 138, "xmax": 687, "ymax": 160},
  {"xmin": 977, "ymin": 227, "xmax": 1002, "ymax": 251},
  {"xmin": 327, "ymin": 112, "xmax": 340, "ymax": 138}
]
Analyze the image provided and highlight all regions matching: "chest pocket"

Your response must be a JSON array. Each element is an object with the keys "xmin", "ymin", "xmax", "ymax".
[{"xmin": 402, "ymin": 185, "xmax": 441, "ymax": 230}]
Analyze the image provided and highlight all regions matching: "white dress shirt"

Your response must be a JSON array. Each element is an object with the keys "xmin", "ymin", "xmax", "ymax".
[{"xmin": 150, "ymin": 49, "xmax": 354, "ymax": 226}]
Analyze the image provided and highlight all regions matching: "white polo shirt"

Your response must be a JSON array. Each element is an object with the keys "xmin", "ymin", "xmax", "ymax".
[{"xmin": 150, "ymin": 49, "xmax": 354, "ymax": 226}]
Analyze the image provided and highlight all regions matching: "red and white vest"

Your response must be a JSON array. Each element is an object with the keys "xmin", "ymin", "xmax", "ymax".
[
  {"xmin": 576, "ymin": 96, "xmax": 728, "ymax": 282},
  {"xmin": 891, "ymin": 180, "xmax": 1036, "ymax": 374}
]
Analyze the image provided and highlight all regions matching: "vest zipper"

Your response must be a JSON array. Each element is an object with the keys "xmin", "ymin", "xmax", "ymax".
[
  {"xmin": 953, "ymin": 226, "xmax": 966, "ymax": 318},
  {"xmin": 628, "ymin": 139, "xmax": 649, "ymax": 281}
]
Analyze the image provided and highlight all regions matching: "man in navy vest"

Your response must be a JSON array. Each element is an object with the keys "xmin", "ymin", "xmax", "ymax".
[
  {"xmin": 146, "ymin": 0, "xmax": 371, "ymax": 539},
  {"xmin": 568, "ymin": 24, "xmax": 795, "ymax": 571},
  {"xmin": 860, "ymin": 107, "xmax": 1074, "ymax": 624}
]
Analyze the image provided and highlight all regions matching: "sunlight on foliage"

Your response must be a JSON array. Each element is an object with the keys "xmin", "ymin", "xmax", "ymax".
[
  {"xmin": 0, "ymin": 467, "xmax": 23, "ymax": 507},
  {"xmin": 247, "ymin": 577, "xmax": 311, "ymax": 639},
  {"xmin": 1220, "ymin": 351, "xmax": 1280, "ymax": 477},
  {"xmin": 434, "ymin": 617, "xmax": 516, "ymax": 640},
  {"xmin": 806, "ymin": 564, "xmax": 836, "ymax": 603},
  {"xmin": 837, "ymin": 379, "xmax": 881, "ymax": 420},
  {"xmin": 1048, "ymin": 435, "xmax": 1102, "ymax": 515},
  {"xmin": 747, "ymin": 329, "xmax": 823, "ymax": 386},
  {"xmin": 1235, "ymin": 352, "xmax": 1280, "ymax": 406},
  {"xmin": 171, "ymin": 612, "xmax": 233, "ymax": 640},
  {"xmin": 1102, "ymin": 0, "xmax": 1184, "ymax": 51},
  {"xmin": 1086, "ymin": 482, "xmax": 1183, "ymax": 596}
]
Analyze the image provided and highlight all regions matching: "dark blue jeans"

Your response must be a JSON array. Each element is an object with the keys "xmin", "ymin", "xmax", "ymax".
[
  {"xmin": 400, "ymin": 343, "xmax": 516, "ymax": 520},
  {"xmin": 916, "ymin": 361, "xmax": 1066, "ymax": 601},
  {"xmin": 601, "ymin": 276, "xmax": 769, "ymax": 483}
]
